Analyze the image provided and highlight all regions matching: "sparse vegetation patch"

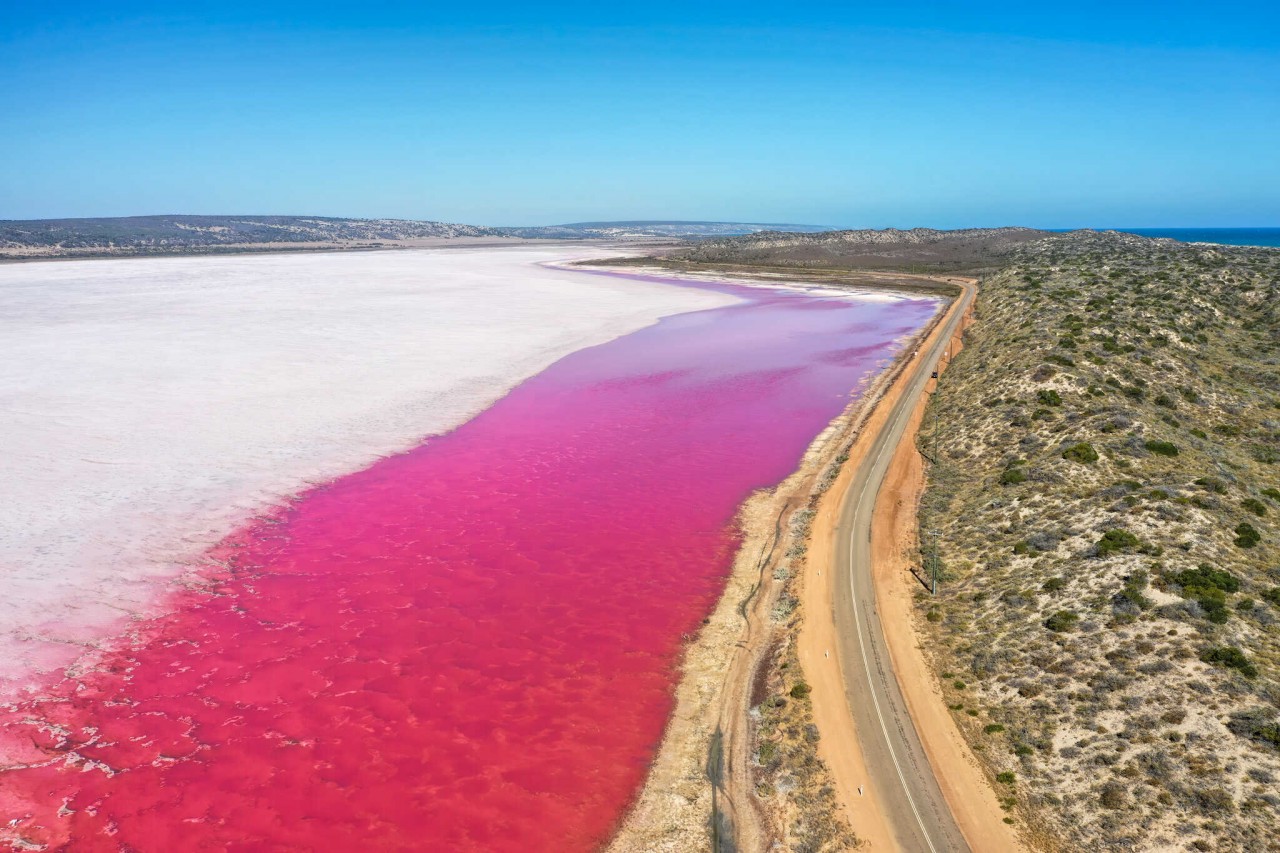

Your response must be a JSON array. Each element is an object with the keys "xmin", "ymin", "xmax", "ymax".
[{"xmin": 914, "ymin": 231, "xmax": 1280, "ymax": 850}]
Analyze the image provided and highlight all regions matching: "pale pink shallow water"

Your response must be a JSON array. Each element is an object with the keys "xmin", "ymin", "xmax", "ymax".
[{"xmin": 0, "ymin": 275, "xmax": 936, "ymax": 851}]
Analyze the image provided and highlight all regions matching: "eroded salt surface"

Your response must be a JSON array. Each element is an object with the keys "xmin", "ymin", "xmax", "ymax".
[{"xmin": 0, "ymin": 247, "xmax": 734, "ymax": 692}]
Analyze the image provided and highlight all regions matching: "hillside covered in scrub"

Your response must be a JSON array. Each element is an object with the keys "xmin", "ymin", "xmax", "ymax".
[
  {"xmin": 674, "ymin": 226, "xmax": 1050, "ymax": 273},
  {"xmin": 917, "ymin": 232, "xmax": 1280, "ymax": 850}
]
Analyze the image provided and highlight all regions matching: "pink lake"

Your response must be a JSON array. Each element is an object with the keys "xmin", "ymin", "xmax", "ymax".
[{"xmin": 0, "ymin": 273, "xmax": 937, "ymax": 851}]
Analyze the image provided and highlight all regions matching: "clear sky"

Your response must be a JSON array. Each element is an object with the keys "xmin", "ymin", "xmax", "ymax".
[{"xmin": 3, "ymin": 2, "xmax": 1278, "ymax": 227}]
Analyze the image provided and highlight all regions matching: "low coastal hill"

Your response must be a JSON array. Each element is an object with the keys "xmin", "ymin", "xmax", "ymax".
[
  {"xmin": 494, "ymin": 220, "xmax": 835, "ymax": 239},
  {"xmin": 0, "ymin": 216, "xmax": 837, "ymax": 260},
  {"xmin": 674, "ymin": 226, "xmax": 1052, "ymax": 273},
  {"xmin": 641, "ymin": 227, "xmax": 1280, "ymax": 850},
  {"xmin": 0, "ymin": 215, "xmax": 504, "ymax": 260},
  {"xmin": 915, "ymin": 230, "xmax": 1280, "ymax": 849}
]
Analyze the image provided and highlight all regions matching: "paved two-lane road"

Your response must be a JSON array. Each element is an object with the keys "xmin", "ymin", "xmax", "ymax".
[{"xmin": 830, "ymin": 282, "xmax": 975, "ymax": 852}]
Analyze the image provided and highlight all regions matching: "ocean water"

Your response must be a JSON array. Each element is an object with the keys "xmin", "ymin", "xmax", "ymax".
[
  {"xmin": 1106, "ymin": 228, "xmax": 1280, "ymax": 248},
  {"xmin": 0, "ymin": 274, "xmax": 937, "ymax": 851}
]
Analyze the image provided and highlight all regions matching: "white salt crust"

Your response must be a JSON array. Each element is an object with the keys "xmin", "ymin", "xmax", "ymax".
[{"xmin": 0, "ymin": 246, "xmax": 735, "ymax": 694}]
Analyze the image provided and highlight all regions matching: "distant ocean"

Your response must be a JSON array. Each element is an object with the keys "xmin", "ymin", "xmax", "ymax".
[{"xmin": 1092, "ymin": 228, "xmax": 1280, "ymax": 248}]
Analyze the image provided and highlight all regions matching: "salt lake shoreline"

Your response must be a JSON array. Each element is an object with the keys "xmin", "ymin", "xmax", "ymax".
[{"xmin": 585, "ymin": 261, "xmax": 952, "ymax": 852}]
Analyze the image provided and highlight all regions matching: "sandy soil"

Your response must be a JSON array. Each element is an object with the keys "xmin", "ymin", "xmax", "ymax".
[
  {"xmin": 0, "ymin": 247, "xmax": 732, "ymax": 697},
  {"xmin": 605, "ymin": 269, "xmax": 939, "ymax": 853},
  {"xmin": 802, "ymin": 285, "xmax": 1026, "ymax": 850},
  {"xmin": 606, "ymin": 482, "xmax": 789, "ymax": 852}
]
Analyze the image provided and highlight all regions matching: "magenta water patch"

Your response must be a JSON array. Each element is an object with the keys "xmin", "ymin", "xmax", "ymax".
[{"xmin": 0, "ymin": 278, "xmax": 936, "ymax": 851}]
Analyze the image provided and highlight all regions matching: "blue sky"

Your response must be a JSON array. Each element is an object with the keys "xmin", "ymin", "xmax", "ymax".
[{"xmin": 3, "ymin": 2, "xmax": 1278, "ymax": 227}]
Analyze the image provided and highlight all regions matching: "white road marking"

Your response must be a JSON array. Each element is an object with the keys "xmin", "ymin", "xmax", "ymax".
[
  {"xmin": 849, "ymin": 449, "xmax": 940, "ymax": 853},
  {"xmin": 840, "ymin": 294, "xmax": 971, "ymax": 853}
]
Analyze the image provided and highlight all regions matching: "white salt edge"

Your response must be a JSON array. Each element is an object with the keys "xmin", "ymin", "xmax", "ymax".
[{"xmin": 0, "ymin": 245, "xmax": 736, "ymax": 694}]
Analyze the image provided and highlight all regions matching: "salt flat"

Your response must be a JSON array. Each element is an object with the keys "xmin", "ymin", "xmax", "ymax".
[{"xmin": 0, "ymin": 247, "xmax": 734, "ymax": 694}]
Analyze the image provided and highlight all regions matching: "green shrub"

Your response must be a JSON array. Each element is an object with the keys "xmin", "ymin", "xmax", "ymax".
[
  {"xmin": 1263, "ymin": 587, "xmax": 1280, "ymax": 608},
  {"xmin": 1000, "ymin": 467, "xmax": 1027, "ymax": 485},
  {"xmin": 1097, "ymin": 529, "xmax": 1141, "ymax": 557},
  {"xmin": 1171, "ymin": 564, "xmax": 1240, "ymax": 594},
  {"xmin": 1242, "ymin": 497, "xmax": 1268, "ymax": 516},
  {"xmin": 1115, "ymin": 570, "xmax": 1152, "ymax": 611},
  {"xmin": 1195, "ymin": 476, "xmax": 1228, "ymax": 494},
  {"xmin": 789, "ymin": 682, "xmax": 812, "ymax": 699},
  {"xmin": 1200, "ymin": 646, "xmax": 1258, "ymax": 678},
  {"xmin": 1042, "ymin": 577, "xmax": 1067, "ymax": 593},
  {"xmin": 1235, "ymin": 522, "xmax": 1261, "ymax": 549},
  {"xmin": 1063, "ymin": 442, "xmax": 1099, "ymax": 464},
  {"xmin": 996, "ymin": 771, "xmax": 1016, "ymax": 785},
  {"xmin": 984, "ymin": 724, "xmax": 1006, "ymax": 734},
  {"xmin": 1145, "ymin": 440, "xmax": 1180, "ymax": 457},
  {"xmin": 1262, "ymin": 487, "xmax": 1280, "ymax": 502},
  {"xmin": 1045, "ymin": 610, "xmax": 1080, "ymax": 632},
  {"xmin": 1171, "ymin": 564, "xmax": 1239, "ymax": 624},
  {"xmin": 1227, "ymin": 708, "xmax": 1280, "ymax": 751},
  {"xmin": 1037, "ymin": 389, "xmax": 1063, "ymax": 406}
]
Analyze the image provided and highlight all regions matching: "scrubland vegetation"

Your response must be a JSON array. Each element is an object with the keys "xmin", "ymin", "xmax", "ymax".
[{"xmin": 918, "ymin": 232, "xmax": 1280, "ymax": 851}]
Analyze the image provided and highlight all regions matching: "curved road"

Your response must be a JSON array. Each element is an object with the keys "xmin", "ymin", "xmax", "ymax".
[{"xmin": 830, "ymin": 282, "xmax": 975, "ymax": 852}]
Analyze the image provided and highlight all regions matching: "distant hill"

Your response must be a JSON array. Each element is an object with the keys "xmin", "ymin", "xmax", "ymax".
[
  {"xmin": 674, "ymin": 226, "xmax": 1052, "ymax": 272},
  {"xmin": 0, "ymin": 215, "xmax": 843, "ymax": 260},
  {"xmin": 0, "ymin": 215, "xmax": 502, "ymax": 259},
  {"xmin": 495, "ymin": 221, "xmax": 836, "ymax": 239}
]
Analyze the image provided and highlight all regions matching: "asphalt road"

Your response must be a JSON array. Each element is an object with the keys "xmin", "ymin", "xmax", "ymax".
[{"xmin": 830, "ymin": 283, "xmax": 975, "ymax": 853}]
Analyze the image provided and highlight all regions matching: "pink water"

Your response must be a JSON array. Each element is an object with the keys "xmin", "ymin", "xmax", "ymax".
[{"xmin": 0, "ymin": 275, "xmax": 936, "ymax": 851}]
